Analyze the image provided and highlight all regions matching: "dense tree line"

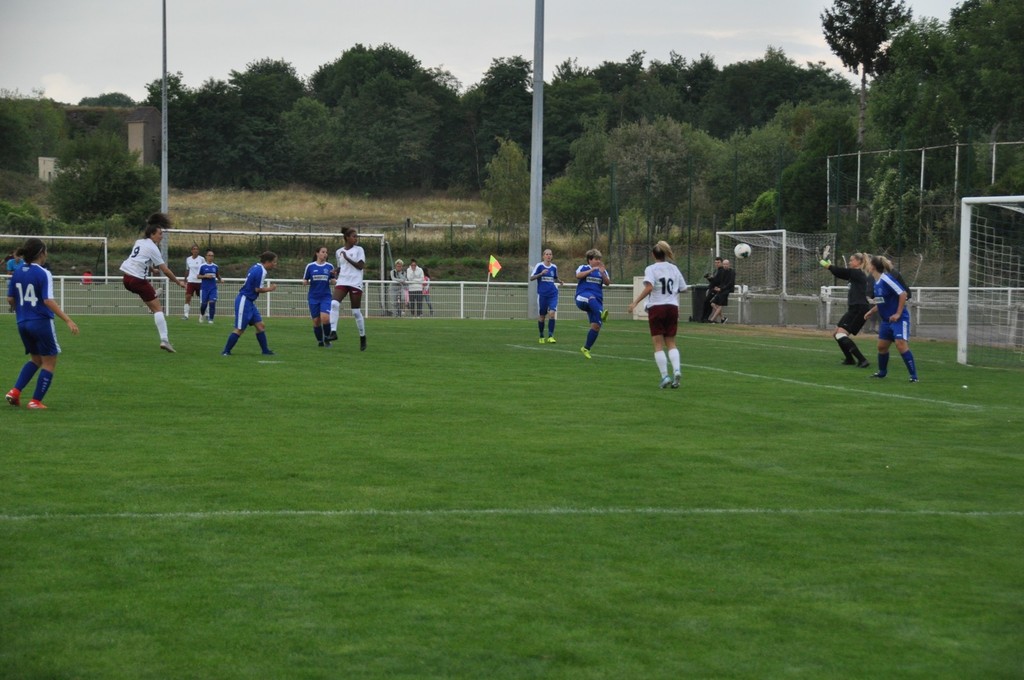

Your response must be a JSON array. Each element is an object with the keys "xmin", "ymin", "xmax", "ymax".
[{"xmin": 1, "ymin": 0, "xmax": 1022, "ymax": 240}]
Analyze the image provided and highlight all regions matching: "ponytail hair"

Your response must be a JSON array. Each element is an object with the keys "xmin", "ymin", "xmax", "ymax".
[
  {"xmin": 16, "ymin": 238, "xmax": 46, "ymax": 264},
  {"xmin": 652, "ymin": 240, "xmax": 675, "ymax": 262},
  {"xmin": 144, "ymin": 212, "xmax": 171, "ymax": 238}
]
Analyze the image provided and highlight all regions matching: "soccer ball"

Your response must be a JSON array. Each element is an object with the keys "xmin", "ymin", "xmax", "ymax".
[{"xmin": 734, "ymin": 243, "xmax": 752, "ymax": 259}]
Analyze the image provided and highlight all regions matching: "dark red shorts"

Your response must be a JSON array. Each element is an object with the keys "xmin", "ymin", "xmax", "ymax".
[
  {"xmin": 647, "ymin": 304, "xmax": 679, "ymax": 338},
  {"xmin": 122, "ymin": 275, "xmax": 157, "ymax": 303},
  {"xmin": 186, "ymin": 282, "xmax": 202, "ymax": 296},
  {"xmin": 333, "ymin": 285, "xmax": 363, "ymax": 309}
]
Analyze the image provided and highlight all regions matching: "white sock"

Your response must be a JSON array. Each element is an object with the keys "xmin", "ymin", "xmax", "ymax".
[
  {"xmin": 330, "ymin": 300, "xmax": 340, "ymax": 332},
  {"xmin": 183, "ymin": 303, "xmax": 190, "ymax": 318},
  {"xmin": 154, "ymin": 311, "xmax": 169, "ymax": 341},
  {"xmin": 668, "ymin": 348, "xmax": 681, "ymax": 374},
  {"xmin": 654, "ymin": 352, "xmax": 668, "ymax": 377},
  {"xmin": 353, "ymin": 309, "xmax": 365, "ymax": 336}
]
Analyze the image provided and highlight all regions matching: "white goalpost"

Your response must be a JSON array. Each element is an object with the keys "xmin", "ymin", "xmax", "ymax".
[
  {"xmin": 957, "ymin": 196, "xmax": 1024, "ymax": 367},
  {"xmin": 1, "ymin": 234, "xmax": 109, "ymax": 276}
]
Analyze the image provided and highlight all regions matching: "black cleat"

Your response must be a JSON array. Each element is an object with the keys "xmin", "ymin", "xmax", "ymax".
[
  {"xmin": 857, "ymin": 360, "xmax": 871, "ymax": 368},
  {"xmin": 841, "ymin": 358, "xmax": 856, "ymax": 365},
  {"xmin": 869, "ymin": 372, "xmax": 886, "ymax": 379},
  {"xmin": 327, "ymin": 330, "xmax": 338, "ymax": 342}
]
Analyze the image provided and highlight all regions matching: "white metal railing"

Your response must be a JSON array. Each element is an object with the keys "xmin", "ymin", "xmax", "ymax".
[{"xmin": 12, "ymin": 277, "xmax": 1021, "ymax": 343}]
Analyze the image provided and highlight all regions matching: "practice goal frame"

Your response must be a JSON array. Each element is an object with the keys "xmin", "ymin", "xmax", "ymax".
[
  {"xmin": 715, "ymin": 229, "xmax": 836, "ymax": 297},
  {"xmin": 1, "ymin": 234, "xmax": 109, "ymax": 277},
  {"xmin": 957, "ymin": 196, "xmax": 1024, "ymax": 367}
]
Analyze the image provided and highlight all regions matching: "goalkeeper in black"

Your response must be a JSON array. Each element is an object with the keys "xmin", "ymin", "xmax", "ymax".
[{"xmin": 822, "ymin": 252, "xmax": 872, "ymax": 368}]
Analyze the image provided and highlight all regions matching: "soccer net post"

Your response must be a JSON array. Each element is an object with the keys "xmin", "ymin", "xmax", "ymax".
[
  {"xmin": 1, "ymin": 234, "xmax": 109, "ymax": 277},
  {"xmin": 957, "ymin": 196, "xmax": 1024, "ymax": 367},
  {"xmin": 714, "ymin": 229, "xmax": 836, "ymax": 297}
]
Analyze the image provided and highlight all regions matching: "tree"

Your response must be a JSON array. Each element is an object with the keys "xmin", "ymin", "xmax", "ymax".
[
  {"xmin": 49, "ymin": 132, "xmax": 159, "ymax": 224},
  {"xmin": 822, "ymin": 0, "xmax": 912, "ymax": 147},
  {"xmin": 700, "ymin": 47, "xmax": 853, "ymax": 138},
  {"xmin": 544, "ymin": 117, "xmax": 612, "ymax": 233},
  {"xmin": 464, "ymin": 57, "xmax": 533, "ymax": 185},
  {"xmin": 607, "ymin": 117, "xmax": 720, "ymax": 232},
  {"xmin": 78, "ymin": 92, "xmax": 136, "ymax": 107},
  {"xmin": 482, "ymin": 138, "xmax": 530, "ymax": 230},
  {"xmin": 0, "ymin": 95, "xmax": 67, "ymax": 174}
]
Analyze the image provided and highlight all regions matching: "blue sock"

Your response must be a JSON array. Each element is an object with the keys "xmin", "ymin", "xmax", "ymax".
[
  {"xmin": 538, "ymin": 320, "xmax": 545, "ymax": 338},
  {"xmin": 585, "ymin": 328, "xmax": 599, "ymax": 349},
  {"xmin": 878, "ymin": 352, "xmax": 889, "ymax": 375},
  {"xmin": 15, "ymin": 361, "xmax": 39, "ymax": 391},
  {"xmin": 256, "ymin": 331, "xmax": 270, "ymax": 353},
  {"xmin": 901, "ymin": 350, "xmax": 917, "ymax": 379},
  {"xmin": 548, "ymin": 318, "xmax": 555, "ymax": 336},
  {"xmin": 223, "ymin": 333, "xmax": 240, "ymax": 354},
  {"xmin": 314, "ymin": 326, "xmax": 323, "ymax": 342},
  {"xmin": 32, "ymin": 369, "xmax": 53, "ymax": 402},
  {"xmin": 200, "ymin": 303, "xmax": 207, "ymax": 316},
  {"xmin": 209, "ymin": 302, "xmax": 216, "ymax": 319}
]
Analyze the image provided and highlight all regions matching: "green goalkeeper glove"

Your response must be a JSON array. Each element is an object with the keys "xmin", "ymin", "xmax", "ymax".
[{"xmin": 820, "ymin": 259, "xmax": 831, "ymax": 267}]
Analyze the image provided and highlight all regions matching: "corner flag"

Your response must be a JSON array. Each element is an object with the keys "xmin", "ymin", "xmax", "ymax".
[{"xmin": 488, "ymin": 255, "xmax": 502, "ymax": 278}]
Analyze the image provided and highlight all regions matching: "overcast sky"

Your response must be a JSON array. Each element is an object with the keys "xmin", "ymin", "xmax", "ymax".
[{"xmin": 2, "ymin": 0, "xmax": 962, "ymax": 104}]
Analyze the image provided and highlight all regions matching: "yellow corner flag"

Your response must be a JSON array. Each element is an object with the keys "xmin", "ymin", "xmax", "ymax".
[{"xmin": 488, "ymin": 255, "xmax": 502, "ymax": 278}]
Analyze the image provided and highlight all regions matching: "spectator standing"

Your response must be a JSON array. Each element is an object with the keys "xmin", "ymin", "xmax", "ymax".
[
  {"xmin": 118, "ymin": 213, "xmax": 186, "ymax": 353},
  {"xmin": 627, "ymin": 241, "xmax": 687, "ymax": 388},
  {"xmin": 5, "ymin": 238, "xmax": 80, "ymax": 409},
  {"xmin": 707, "ymin": 259, "xmax": 735, "ymax": 323},
  {"xmin": 422, "ymin": 267, "xmax": 435, "ymax": 316},
  {"xmin": 700, "ymin": 256, "xmax": 723, "ymax": 322},
  {"xmin": 389, "ymin": 259, "xmax": 408, "ymax": 317},
  {"xmin": 406, "ymin": 259, "xmax": 425, "ymax": 316}
]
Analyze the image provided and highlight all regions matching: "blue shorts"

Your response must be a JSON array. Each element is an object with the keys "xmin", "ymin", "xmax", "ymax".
[
  {"xmin": 308, "ymin": 297, "xmax": 332, "ymax": 318},
  {"xmin": 575, "ymin": 295, "xmax": 604, "ymax": 326},
  {"xmin": 18, "ymin": 318, "xmax": 60, "ymax": 356},
  {"xmin": 201, "ymin": 288, "xmax": 218, "ymax": 304},
  {"xmin": 879, "ymin": 318, "xmax": 910, "ymax": 342},
  {"xmin": 233, "ymin": 295, "xmax": 262, "ymax": 329},
  {"xmin": 538, "ymin": 292, "xmax": 559, "ymax": 316}
]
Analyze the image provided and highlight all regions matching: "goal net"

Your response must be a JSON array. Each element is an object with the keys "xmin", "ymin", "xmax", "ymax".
[
  {"xmin": 1, "ymin": 234, "xmax": 109, "ymax": 277},
  {"xmin": 715, "ymin": 229, "xmax": 836, "ymax": 296},
  {"xmin": 957, "ymin": 196, "xmax": 1024, "ymax": 367}
]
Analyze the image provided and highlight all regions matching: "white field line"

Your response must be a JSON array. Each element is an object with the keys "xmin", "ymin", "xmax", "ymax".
[
  {"xmin": 512, "ymin": 344, "xmax": 985, "ymax": 411},
  {"xmin": 2, "ymin": 506, "xmax": 1022, "ymax": 523}
]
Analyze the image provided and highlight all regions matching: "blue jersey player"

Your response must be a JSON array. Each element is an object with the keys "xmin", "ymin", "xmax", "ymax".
[
  {"xmin": 574, "ymin": 248, "xmax": 612, "ymax": 359},
  {"xmin": 5, "ymin": 238, "xmax": 79, "ymax": 409},
  {"xmin": 222, "ymin": 251, "xmax": 278, "ymax": 356},
  {"xmin": 866, "ymin": 255, "xmax": 918, "ymax": 382},
  {"xmin": 303, "ymin": 246, "xmax": 335, "ymax": 347},
  {"xmin": 198, "ymin": 250, "xmax": 221, "ymax": 323},
  {"xmin": 530, "ymin": 248, "xmax": 563, "ymax": 343}
]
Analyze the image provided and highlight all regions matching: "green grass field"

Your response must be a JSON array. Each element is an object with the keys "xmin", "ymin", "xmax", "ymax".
[{"xmin": 2, "ymin": 315, "xmax": 1022, "ymax": 679}]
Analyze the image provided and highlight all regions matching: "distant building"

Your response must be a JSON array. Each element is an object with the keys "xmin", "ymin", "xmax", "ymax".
[
  {"xmin": 38, "ymin": 157, "xmax": 57, "ymax": 183},
  {"xmin": 126, "ymin": 106, "xmax": 162, "ymax": 167}
]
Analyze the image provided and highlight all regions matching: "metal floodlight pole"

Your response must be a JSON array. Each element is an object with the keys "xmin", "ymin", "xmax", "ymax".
[
  {"xmin": 527, "ymin": 0, "xmax": 544, "ymax": 318},
  {"xmin": 161, "ymin": 0, "xmax": 168, "ymax": 215}
]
